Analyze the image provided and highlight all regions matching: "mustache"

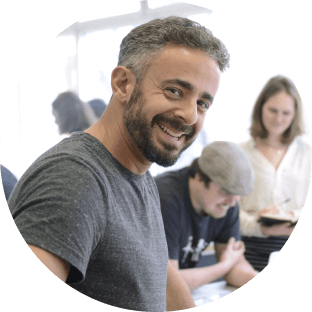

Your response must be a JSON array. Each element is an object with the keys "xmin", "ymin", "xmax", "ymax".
[{"xmin": 153, "ymin": 114, "xmax": 195, "ymax": 136}]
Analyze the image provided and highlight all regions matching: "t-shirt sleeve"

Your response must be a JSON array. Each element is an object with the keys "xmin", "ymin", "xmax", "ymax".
[
  {"xmin": 213, "ymin": 203, "xmax": 241, "ymax": 244},
  {"xmin": 9, "ymin": 154, "xmax": 106, "ymax": 283},
  {"xmin": 155, "ymin": 178, "xmax": 182, "ymax": 261}
]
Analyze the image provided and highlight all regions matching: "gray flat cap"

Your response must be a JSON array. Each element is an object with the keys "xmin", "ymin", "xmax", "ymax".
[{"xmin": 198, "ymin": 141, "xmax": 255, "ymax": 195}]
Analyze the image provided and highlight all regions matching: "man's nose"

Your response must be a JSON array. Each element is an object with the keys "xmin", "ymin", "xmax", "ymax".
[
  {"xmin": 174, "ymin": 99, "xmax": 198, "ymax": 125},
  {"xmin": 225, "ymin": 195, "xmax": 240, "ymax": 206}
]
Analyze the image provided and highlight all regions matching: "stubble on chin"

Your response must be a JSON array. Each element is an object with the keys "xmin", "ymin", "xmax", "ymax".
[{"xmin": 123, "ymin": 83, "xmax": 197, "ymax": 167}]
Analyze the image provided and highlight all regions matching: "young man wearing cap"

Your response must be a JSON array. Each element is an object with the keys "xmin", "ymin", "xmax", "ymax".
[{"xmin": 155, "ymin": 141, "xmax": 258, "ymax": 290}]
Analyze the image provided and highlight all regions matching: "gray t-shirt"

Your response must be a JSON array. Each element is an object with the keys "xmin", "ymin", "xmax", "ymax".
[{"xmin": 9, "ymin": 132, "xmax": 168, "ymax": 311}]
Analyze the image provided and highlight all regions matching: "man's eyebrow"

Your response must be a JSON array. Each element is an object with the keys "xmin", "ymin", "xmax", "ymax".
[
  {"xmin": 202, "ymin": 92, "xmax": 214, "ymax": 104},
  {"xmin": 161, "ymin": 79, "xmax": 214, "ymax": 103},
  {"xmin": 162, "ymin": 79, "xmax": 194, "ymax": 91}
]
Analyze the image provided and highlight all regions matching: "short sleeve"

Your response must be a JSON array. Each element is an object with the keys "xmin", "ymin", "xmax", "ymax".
[{"xmin": 9, "ymin": 154, "xmax": 106, "ymax": 283}]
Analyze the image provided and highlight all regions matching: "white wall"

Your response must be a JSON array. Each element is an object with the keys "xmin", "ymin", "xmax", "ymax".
[{"xmin": 2, "ymin": 1, "xmax": 309, "ymax": 179}]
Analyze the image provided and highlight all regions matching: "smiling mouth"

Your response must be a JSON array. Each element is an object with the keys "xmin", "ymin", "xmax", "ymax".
[
  {"xmin": 218, "ymin": 204, "xmax": 230, "ymax": 211},
  {"xmin": 158, "ymin": 123, "xmax": 184, "ymax": 140}
]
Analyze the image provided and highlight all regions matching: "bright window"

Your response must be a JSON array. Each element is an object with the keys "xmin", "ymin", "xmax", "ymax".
[
  {"xmin": 1, "ymin": 35, "xmax": 77, "ymax": 177},
  {"xmin": 78, "ymin": 25, "xmax": 135, "ymax": 103},
  {"xmin": 79, "ymin": 3, "xmax": 141, "ymax": 22},
  {"xmin": 148, "ymin": 0, "xmax": 180, "ymax": 9},
  {"xmin": 0, "ymin": 2, "xmax": 298, "ymax": 179}
]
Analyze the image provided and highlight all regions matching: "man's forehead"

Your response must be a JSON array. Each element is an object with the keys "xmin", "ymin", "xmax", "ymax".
[
  {"xmin": 147, "ymin": 46, "xmax": 220, "ymax": 94},
  {"xmin": 152, "ymin": 44, "xmax": 217, "ymax": 67}
]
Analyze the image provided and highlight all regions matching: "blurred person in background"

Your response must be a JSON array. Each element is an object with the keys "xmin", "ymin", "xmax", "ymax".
[
  {"xmin": 239, "ymin": 75, "xmax": 312, "ymax": 271},
  {"xmin": 89, "ymin": 98, "xmax": 107, "ymax": 118},
  {"xmin": 155, "ymin": 141, "xmax": 258, "ymax": 291},
  {"xmin": 52, "ymin": 91, "xmax": 98, "ymax": 138},
  {"xmin": 1, "ymin": 164, "xmax": 18, "ymax": 201}
]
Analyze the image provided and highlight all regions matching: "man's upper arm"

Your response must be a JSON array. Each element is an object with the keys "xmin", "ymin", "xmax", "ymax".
[
  {"xmin": 29, "ymin": 244, "xmax": 70, "ymax": 282},
  {"xmin": 166, "ymin": 260, "xmax": 196, "ymax": 310},
  {"xmin": 10, "ymin": 156, "xmax": 105, "ymax": 283}
]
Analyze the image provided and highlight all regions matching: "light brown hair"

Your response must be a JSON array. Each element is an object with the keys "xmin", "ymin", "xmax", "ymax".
[{"xmin": 249, "ymin": 75, "xmax": 304, "ymax": 144}]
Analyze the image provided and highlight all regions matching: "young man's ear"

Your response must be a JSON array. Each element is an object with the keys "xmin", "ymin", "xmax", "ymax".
[
  {"xmin": 194, "ymin": 172, "xmax": 201, "ymax": 183},
  {"xmin": 111, "ymin": 66, "xmax": 136, "ymax": 104}
]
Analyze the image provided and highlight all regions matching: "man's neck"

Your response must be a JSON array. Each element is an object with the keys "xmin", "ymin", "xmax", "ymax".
[{"xmin": 85, "ymin": 102, "xmax": 152, "ymax": 175}]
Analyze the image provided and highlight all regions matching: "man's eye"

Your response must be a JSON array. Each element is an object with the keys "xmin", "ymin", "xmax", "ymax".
[
  {"xmin": 197, "ymin": 101, "xmax": 209, "ymax": 110},
  {"xmin": 166, "ymin": 88, "xmax": 181, "ymax": 97}
]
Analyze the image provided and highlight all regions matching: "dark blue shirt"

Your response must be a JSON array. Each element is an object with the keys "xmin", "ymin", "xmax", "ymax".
[
  {"xmin": 1, "ymin": 165, "xmax": 18, "ymax": 201},
  {"xmin": 155, "ymin": 167, "xmax": 241, "ymax": 269}
]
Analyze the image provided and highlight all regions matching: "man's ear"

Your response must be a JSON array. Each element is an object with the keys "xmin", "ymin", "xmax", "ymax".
[
  {"xmin": 194, "ymin": 172, "xmax": 201, "ymax": 182},
  {"xmin": 111, "ymin": 66, "xmax": 136, "ymax": 104}
]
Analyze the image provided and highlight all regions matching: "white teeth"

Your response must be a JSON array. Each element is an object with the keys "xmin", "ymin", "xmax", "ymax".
[
  {"xmin": 219, "ymin": 205, "xmax": 230, "ymax": 210},
  {"xmin": 158, "ymin": 123, "xmax": 183, "ymax": 139}
]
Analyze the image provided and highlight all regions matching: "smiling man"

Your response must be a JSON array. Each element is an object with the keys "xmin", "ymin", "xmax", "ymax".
[
  {"xmin": 155, "ymin": 141, "xmax": 258, "ymax": 291},
  {"xmin": 9, "ymin": 17, "xmax": 229, "ymax": 311},
  {"xmin": 123, "ymin": 44, "xmax": 219, "ymax": 168}
]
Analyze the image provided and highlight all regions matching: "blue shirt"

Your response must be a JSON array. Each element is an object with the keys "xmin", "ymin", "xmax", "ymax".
[
  {"xmin": 155, "ymin": 167, "xmax": 241, "ymax": 269},
  {"xmin": 1, "ymin": 165, "xmax": 17, "ymax": 201}
]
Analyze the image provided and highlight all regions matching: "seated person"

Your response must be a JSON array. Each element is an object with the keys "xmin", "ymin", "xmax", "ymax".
[
  {"xmin": 239, "ymin": 75, "xmax": 311, "ymax": 272},
  {"xmin": 1, "ymin": 164, "xmax": 18, "ymax": 201},
  {"xmin": 155, "ymin": 141, "xmax": 258, "ymax": 290}
]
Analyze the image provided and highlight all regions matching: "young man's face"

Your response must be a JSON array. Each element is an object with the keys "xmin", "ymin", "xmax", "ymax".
[
  {"xmin": 195, "ymin": 181, "xmax": 240, "ymax": 218},
  {"xmin": 124, "ymin": 44, "xmax": 220, "ymax": 167}
]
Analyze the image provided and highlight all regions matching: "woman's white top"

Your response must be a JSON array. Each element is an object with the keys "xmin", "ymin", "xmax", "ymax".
[{"xmin": 239, "ymin": 135, "xmax": 312, "ymax": 237}]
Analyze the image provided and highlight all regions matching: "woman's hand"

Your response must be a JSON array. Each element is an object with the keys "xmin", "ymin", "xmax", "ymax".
[
  {"xmin": 260, "ymin": 222, "xmax": 295, "ymax": 236},
  {"xmin": 257, "ymin": 205, "xmax": 279, "ymax": 218},
  {"xmin": 258, "ymin": 205, "xmax": 296, "ymax": 236}
]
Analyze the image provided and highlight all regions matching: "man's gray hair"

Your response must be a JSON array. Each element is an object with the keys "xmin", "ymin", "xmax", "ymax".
[{"xmin": 118, "ymin": 16, "xmax": 230, "ymax": 82}]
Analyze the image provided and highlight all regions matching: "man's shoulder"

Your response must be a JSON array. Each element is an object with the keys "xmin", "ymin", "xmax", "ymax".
[
  {"xmin": 44, "ymin": 132, "xmax": 101, "ymax": 158},
  {"xmin": 31, "ymin": 132, "xmax": 114, "ymax": 175},
  {"xmin": 154, "ymin": 168, "xmax": 189, "ymax": 199},
  {"xmin": 10, "ymin": 133, "xmax": 111, "ymax": 203},
  {"xmin": 154, "ymin": 168, "xmax": 190, "ymax": 217},
  {"xmin": 154, "ymin": 167, "xmax": 189, "ymax": 187}
]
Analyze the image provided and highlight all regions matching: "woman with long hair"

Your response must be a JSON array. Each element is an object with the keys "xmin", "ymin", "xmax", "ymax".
[{"xmin": 239, "ymin": 75, "xmax": 311, "ymax": 271}]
